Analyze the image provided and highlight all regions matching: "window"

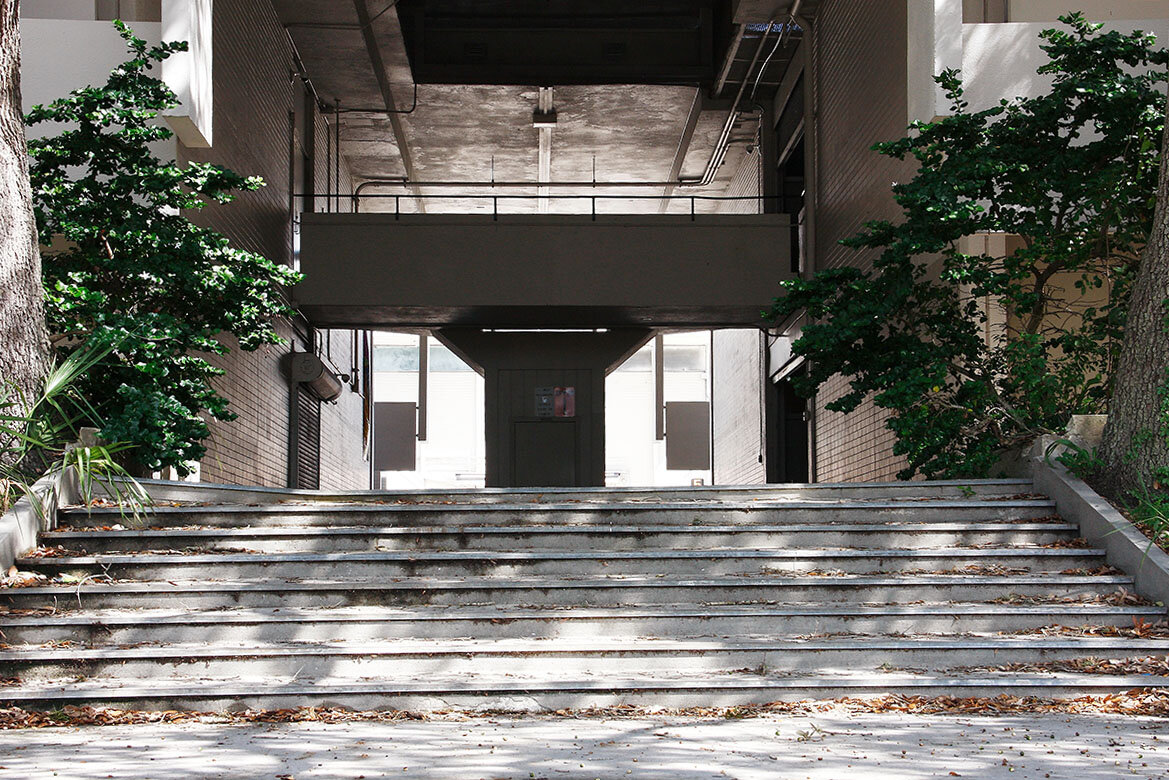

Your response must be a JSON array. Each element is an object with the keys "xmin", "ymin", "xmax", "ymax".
[
  {"xmin": 374, "ymin": 345, "xmax": 420, "ymax": 372},
  {"xmin": 664, "ymin": 345, "xmax": 707, "ymax": 372},
  {"xmin": 429, "ymin": 344, "xmax": 473, "ymax": 372}
]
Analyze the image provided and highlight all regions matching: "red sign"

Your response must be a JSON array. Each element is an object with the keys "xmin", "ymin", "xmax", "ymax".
[{"xmin": 554, "ymin": 386, "xmax": 575, "ymax": 417}]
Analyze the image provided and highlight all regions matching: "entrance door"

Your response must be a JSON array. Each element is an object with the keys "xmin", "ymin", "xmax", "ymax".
[{"xmin": 767, "ymin": 368, "xmax": 809, "ymax": 483}]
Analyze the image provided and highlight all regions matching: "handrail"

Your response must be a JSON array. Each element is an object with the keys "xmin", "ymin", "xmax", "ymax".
[{"xmin": 295, "ymin": 192, "xmax": 786, "ymax": 221}]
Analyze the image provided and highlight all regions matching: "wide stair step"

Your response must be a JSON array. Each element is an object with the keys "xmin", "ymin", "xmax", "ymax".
[
  {"xmin": 3, "ymin": 603, "xmax": 1158, "ymax": 644},
  {"xmin": 2, "ymin": 672, "xmax": 1161, "ymax": 712},
  {"xmin": 6, "ymin": 635, "xmax": 1169, "ymax": 681},
  {"xmin": 2, "ymin": 481, "xmax": 1165, "ymax": 712},
  {"xmin": 42, "ymin": 520, "xmax": 1079, "ymax": 553}
]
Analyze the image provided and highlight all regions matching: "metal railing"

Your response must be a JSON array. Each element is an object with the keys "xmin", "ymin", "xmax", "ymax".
[{"xmin": 294, "ymin": 192, "xmax": 788, "ymax": 221}]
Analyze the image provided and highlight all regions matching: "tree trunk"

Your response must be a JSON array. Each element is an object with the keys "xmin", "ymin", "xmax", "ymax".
[
  {"xmin": 1099, "ymin": 104, "xmax": 1169, "ymax": 497},
  {"xmin": 0, "ymin": 0, "xmax": 47, "ymax": 424}
]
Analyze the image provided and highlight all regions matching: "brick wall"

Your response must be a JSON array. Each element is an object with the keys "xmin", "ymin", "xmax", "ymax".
[
  {"xmin": 808, "ymin": 0, "xmax": 917, "ymax": 483},
  {"xmin": 177, "ymin": 0, "xmax": 367, "ymax": 489},
  {"xmin": 711, "ymin": 150, "xmax": 768, "ymax": 485}
]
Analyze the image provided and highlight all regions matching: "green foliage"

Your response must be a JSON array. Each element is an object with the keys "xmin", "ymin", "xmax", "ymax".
[
  {"xmin": 25, "ymin": 23, "xmax": 301, "ymax": 474},
  {"xmin": 768, "ymin": 14, "xmax": 1169, "ymax": 479},
  {"xmin": 1, "ymin": 341, "xmax": 148, "ymax": 520},
  {"xmin": 1050, "ymin": 440, "xmax": 1104, "ymax": 480},
  {"xmin": 1127, "ymin": 481, "xmax": 1169, "ymax": 552}
]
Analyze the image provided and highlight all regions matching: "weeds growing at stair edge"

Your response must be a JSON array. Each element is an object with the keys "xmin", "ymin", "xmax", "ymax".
[
  {"xmin": 1126, "ymin": 483, "xmax": 1169, "ymax": 553},
  {"xmin": 4, "ymin": 691, "xmax": 1169, "ymax": 729},
  {"xmin": 950, "ymin": 656, "xmax": 1169, "ymax": 677}
]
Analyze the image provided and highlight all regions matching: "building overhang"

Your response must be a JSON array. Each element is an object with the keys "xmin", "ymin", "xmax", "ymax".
[{"xmin": 295, "ymin": 213, "xmax": 793, "ymax": 329}]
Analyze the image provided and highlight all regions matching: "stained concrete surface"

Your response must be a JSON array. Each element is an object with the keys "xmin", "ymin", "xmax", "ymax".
[{"xmin": 0, "ymin": 713, "xmax": 1167, "ymax": 779}]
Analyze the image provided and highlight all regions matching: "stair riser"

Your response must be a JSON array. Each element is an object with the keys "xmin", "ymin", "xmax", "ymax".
[
  {"xmin": 44, "ymin": 527, "xmax": 1079, "ymax": 554},
  {"xmin": 8, "ymin": 644, "xmax": 1169, "ymax": 682},
  {"xmin": 0, "ymin": 580, "xmax": 1127, "ymax": 610},
  {"xmin": 131, "ymin": 479, "xmax": 1037, "ymax": 506},
  {"xmin": 20, "ymin": 551, "xmax": 1105, "ymax": 581},
  {"xmin": 5, "ymin": 611, "xmax": 1153, "ymax": 645},
  {"xmin": 0, "ymin": 681, "xmax": 1151, "ymax": 713},
  {"xmin": 57, "ymin": 505, "xmax": 1059, "ymax": 529}
]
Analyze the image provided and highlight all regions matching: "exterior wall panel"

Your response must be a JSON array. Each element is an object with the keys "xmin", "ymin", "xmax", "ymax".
[
  {"xmin": 712, "ymin": 150, "xmax": 767, "ymax": 485},
  {"xmin": 177, "ymin": 0, "xmax": 366, "ymax": 489},
  {"xmin": 713, "ymin": 329, "xmax": 767, "ymax": 484},
  {"xmin": 810, "ymin": 0, "xmax": 915, "ymax": 482}
]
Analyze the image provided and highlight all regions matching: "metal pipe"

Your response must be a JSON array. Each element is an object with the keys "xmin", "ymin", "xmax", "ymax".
[
  {"xmin": 331, "ymin": 82, "xmax": 418, "ymax": 115},
  {"xmin": 284, "ymin": 28, "xmax": 323, "ymax": 106},
  {"xmin": 335, "ymin": 98, "xmax": 342, "ymax": 213},
  {"xmin": 751, "ymin": 0, "xmax": 803, "ymax": 103},
  {"xmin": 355, "ymin": 179, "xmax": 697, "ymax": 193},
  {"xmin": 314, "ymin": 190, "xmax": 784, "ymax": 201},
  {"xmin": 324, "ymin": 108, "xmax": 332, "ymax": 213},
  {"xmin": 680, "ymin": 19, "xmax": 776, "ymax": 189}
]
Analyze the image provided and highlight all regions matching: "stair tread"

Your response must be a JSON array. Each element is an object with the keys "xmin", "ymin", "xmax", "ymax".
[
  {"xmin": 59, "ymin": 498, "xmax": 1057, "ymax": 515},
  {"xmin": 13, "ymin": 479, "xmax": 1161, "ymax": 710},
  {"xmin": 18, "ymin": 547, "xmax": 1103, "ymax": 565},
  {"xmin": 6, "ymin": 634, "xmax": 1169, "ymax": 660},
  {"xmin": 4, "ymin": 601, "xmax": 1157, "ymax": 625},
  {"xmin": 2, "ymin": 671, "xmax": 1161, "ymax": 702},
  {"xmin": 42, "ymin": 521, "xmax": 1079, "ymax": 536},
  {"xmin": 2, "ymin": 571, "xmax": 1135, "ymax": 591}
]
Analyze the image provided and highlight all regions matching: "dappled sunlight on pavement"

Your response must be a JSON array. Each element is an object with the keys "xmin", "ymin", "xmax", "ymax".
[{"xmin": 0, "ymin": 712, "xmax": 1167, "ymax": 779}]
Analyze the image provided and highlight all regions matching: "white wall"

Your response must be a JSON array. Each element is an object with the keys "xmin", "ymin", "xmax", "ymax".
[
  {"xmin": 161, "ymin": 0, "xmax": 212, "ymax": 147},
  {"xmin": 21, "ymin": 19, "xmax": 161, "ymax": 113},
  {"xmin": 907, "ymin": 0, "xmax": 963, "ymax": 123},
  {"xmin": 909, "ymin": 2, "xmax": 1169, "ymax": 118},
  {"xmin": 605, "ymin": 332, "xmax": 713, "ymax": 487},
  {"xmin": 961, "ymin": 19, "xmax": 1169, "ymax": 111},
  {"xmin": 20, "ymin": 18, "xmax": 177, "ymax": 164},
  {"xmin": 373, "ymin": 332, "xmax": 487, "ymax": 489},
  {"xmin": 21, "ymin": 13, "xmax": 210, "ymax": 152},
  {"xmin": 1009, "ymin": 1, "xmax": 1169, "ymax": 23}
]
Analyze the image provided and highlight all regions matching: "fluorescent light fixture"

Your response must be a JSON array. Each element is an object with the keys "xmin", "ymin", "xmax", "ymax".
[{"xmin": 481, "ymin": 328, "xmax": 611, "ymax": 334}]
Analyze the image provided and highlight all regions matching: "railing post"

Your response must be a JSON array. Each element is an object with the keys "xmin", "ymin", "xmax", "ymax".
[
  {"xmin": 591, "ymin": 196, "xmax": 596, "ymax": 222},
  {"xmin": 690, "ymin": 197, "xmax": 695, "ymax": 221},
  {"xmin": 395, "ymin": 195, "xmax": 400, "ymax": 221},
  {"xmin": 493, "ymin": 196, "xmax": 498, "ymax": 221}
]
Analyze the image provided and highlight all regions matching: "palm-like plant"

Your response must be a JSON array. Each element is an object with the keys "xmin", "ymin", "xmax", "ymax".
[{"xmin": 1, "ymin": 340, "xmax": 148, "ymax": 521}]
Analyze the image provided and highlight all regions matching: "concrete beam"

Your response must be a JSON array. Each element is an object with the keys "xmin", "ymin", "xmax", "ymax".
[
  {"xmin": 294, "ymin": 213, "xmax": 794, "ymax": 328},
  {"xmin": 352, "ymin": 0, "xmax": 422, "ymax": 209}
]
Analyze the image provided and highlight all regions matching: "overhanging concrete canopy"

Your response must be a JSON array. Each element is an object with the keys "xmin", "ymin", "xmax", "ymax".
[{"xmin": 295, "ymin": 213, "xmax": 793, "ymax": 328}]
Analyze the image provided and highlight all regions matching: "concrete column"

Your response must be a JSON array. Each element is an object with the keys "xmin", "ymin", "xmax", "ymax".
[
  {"xmin": 437, "ymin": 328, "xmax": 653, "ymax": 487},
  {"xmin": 907, "ymin": 0, "xmax": 963, "ymax": 124}
]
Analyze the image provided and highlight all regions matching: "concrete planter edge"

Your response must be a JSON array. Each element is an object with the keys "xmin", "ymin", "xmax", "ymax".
[
  {"xmin": 1030, "ymin": 451, "xmax": 1169, "ymax": 608},
  {"xmin": 0, "ymin": 467, "xmax": 77, "ymax": 571}
]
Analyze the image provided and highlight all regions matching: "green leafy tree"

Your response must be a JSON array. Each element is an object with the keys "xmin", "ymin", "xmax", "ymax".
[
  {"xmin": 25, "ymin": 23, "xmax": 301, "ymax": 474},
  {"xmin": 768, "ymin": 14, "xmax": 1168, "ymax": 479}
]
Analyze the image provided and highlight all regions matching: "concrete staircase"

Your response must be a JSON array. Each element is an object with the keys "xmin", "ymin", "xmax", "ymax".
[{"xmin": 2, "ymin": 478, "xmax": 1167, "ymax": 712}]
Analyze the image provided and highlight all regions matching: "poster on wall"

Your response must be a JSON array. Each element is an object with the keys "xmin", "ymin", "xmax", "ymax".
[{"xmin": 554, "ymin": 386, "xmax": 575, "ymax": 418}]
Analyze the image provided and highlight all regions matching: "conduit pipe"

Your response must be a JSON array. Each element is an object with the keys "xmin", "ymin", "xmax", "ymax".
[
  {"xmin": 679, "ymin": 18, "xmax": 775, "ymax": 188},
  {"xmin": 682, "ymin": 0, "xmax": 804, "ymax": 189},
  {"xmin": 353, "ymin": 178, "xmax": 688, "ymax": 194}
]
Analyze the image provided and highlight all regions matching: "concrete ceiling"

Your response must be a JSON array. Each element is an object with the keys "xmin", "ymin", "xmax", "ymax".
[{"xmin": 273, "ymin": 0, "xmax": 803, "ymax": 214}]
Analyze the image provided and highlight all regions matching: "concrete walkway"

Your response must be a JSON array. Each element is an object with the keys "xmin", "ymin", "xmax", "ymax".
[{"xmin": 0, "ymin": 713, "xmax": 1167, "ymax": 779}]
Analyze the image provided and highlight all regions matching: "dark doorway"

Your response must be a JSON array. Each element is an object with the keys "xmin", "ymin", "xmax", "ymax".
[{"xmin": 766, "ymin": 366, "xmax": 809, "ymax": 484}]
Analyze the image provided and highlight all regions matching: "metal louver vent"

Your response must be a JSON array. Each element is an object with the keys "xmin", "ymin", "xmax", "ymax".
[{"xmin": 295, "ymin": 385, "xmax": 321, "ymax": 490}]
